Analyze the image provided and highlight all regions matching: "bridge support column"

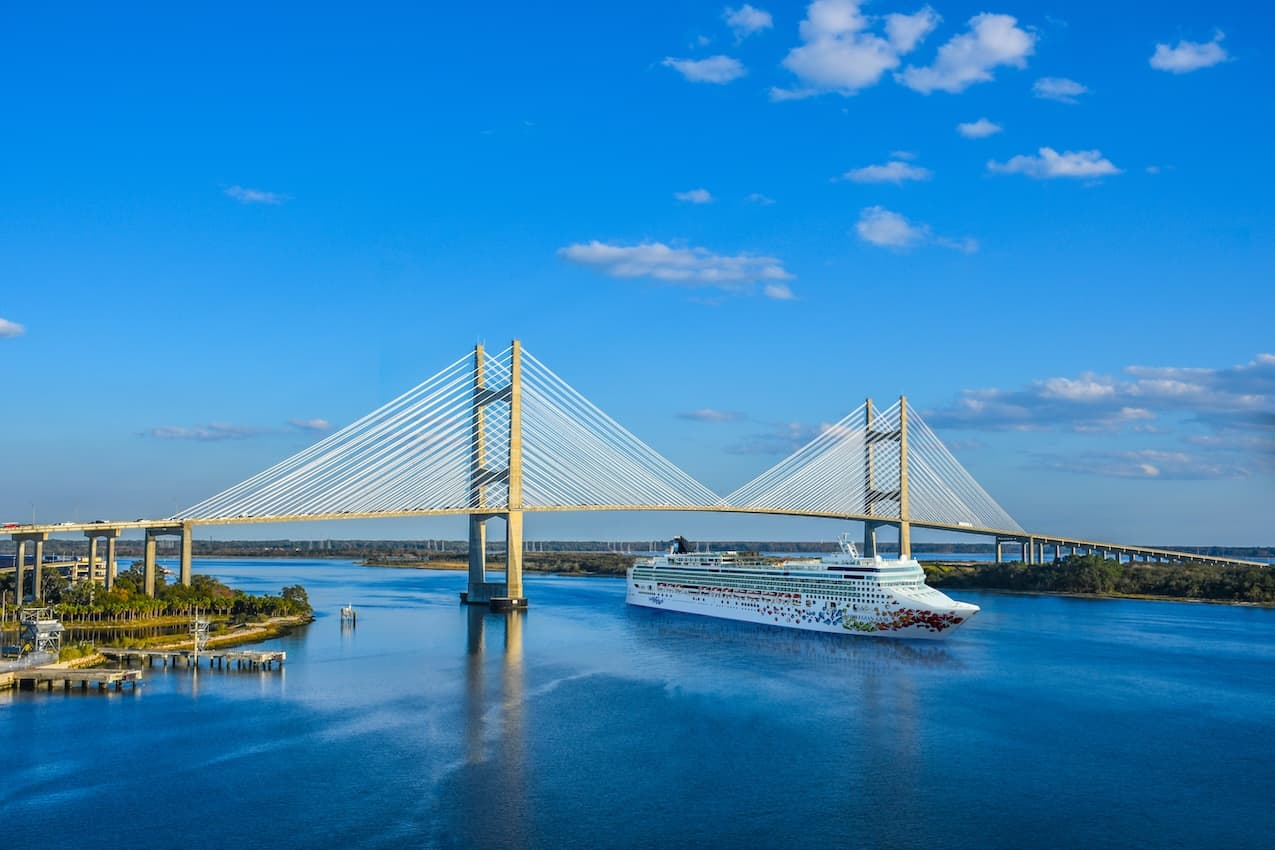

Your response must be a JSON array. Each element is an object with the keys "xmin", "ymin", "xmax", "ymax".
[
  {"xmin": 462, "ymin": 515, "xmax": 495, "ymax": 605},
  {"xmin": 87, "ymin": 536, "xmax": 99, "ymax": 584},
  {"xmin": 33, "ymin": 538, "xmax": 44, "ymax": 601},
  {"xmin": 863, "ymin": 521, "xmax": 886, "ymax": 558},
  {"xmin": 14, "ymin": 539, "xmax": 27, "ymax": 603},
  {"xmin": 106, "ymin": 536, "xmax": 118, "ymax": 589},
  {"xmin": 180, "ymin": 522, "xmax": 193, "ymax": 587},
  {"xmin": 495, "ymin": 510, "xmax": 526, "ymax": 610},
  {"xmin": 1053, "ymin": 543, "xmax": 1061, "ymax": 561},
  {"xmin": 143, "ymin": 531, "xmax": 157, "ymax": 598}
]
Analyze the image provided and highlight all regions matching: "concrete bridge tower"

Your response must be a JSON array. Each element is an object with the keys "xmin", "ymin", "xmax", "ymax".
[{"xmin": 461, "ymin": 340, "xmax": 527, "ymax": 610}]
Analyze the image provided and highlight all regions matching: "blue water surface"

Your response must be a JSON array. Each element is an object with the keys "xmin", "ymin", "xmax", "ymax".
[{"xmin": 3, "ymin": 559, "xmax": 1273, "ymax": 849}]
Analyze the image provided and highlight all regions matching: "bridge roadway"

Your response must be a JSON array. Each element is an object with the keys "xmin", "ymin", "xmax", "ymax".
[{"xmin": 5, "ymin": 507, "xmax": 1264, "ymax": 580}]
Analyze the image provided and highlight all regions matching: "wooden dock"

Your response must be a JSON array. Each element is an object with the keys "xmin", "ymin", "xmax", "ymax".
[
  {"xmin": 100, "ymin": 648, "xmax": 286, "ymax": 671},
  {"xmin": 14, "ymin": 667, "xmax": 142, "ymax": 692}
]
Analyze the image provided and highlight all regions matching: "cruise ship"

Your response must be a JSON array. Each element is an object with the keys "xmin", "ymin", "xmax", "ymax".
[{"xmin": 626, "ymin": 535, "xmax": 979, "ymax": 639}]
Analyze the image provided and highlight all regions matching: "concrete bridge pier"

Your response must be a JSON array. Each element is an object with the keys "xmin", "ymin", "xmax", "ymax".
[
  {"xmin": 11, "ymin": 532, "xmax": 48, "ymax": 602},
  {"xmin": 85, "ymin": 527, "xmax": 122, "ymax": 588},
  {"xmin": 461, "ymin": 512, "xmax": 527, "ymax": 610},
  {"xmin": 140, "ymin": 524, "xmax": 193, "ymax": 597}
]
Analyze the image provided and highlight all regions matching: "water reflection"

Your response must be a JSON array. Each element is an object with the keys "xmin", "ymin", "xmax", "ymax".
[{"xmin": 459, "ymin": 607, "xmax": 528, "ymax": 848}]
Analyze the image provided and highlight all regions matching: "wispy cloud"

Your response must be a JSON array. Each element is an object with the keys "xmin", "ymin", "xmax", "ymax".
[
  {"xmin": 855, "ymin": 206, "xmax": 976, "ymax": 252},
  {"xmin": 674, "ymin": 188, "xmax": 714, "ymax": 204},
  {"xmin": 0, "ymin": 318, "xmax": 25, "ymax": 338},
  {"xmin": 727, "ymin": 421, "xmax": 822, "ymax": 455},
  {"xmin": 147, "ymin": 423, "xmax": 267, "ymax": 441},
  {"xmin": 663, "ymin": 55, "xmax": 747, "ymax": 83},
  {"xmin": 1035, "ymin": 449, "xmax": 1249, "ymax": 480},
  {"xmin": 927, "ymin": 355, "xmax": 1275, "ymax": 479},
  {"xmin": 225, "ymin": 185, "xmax": 286, "ymax": 205},
  {"xmin": 746, "ymin": 192, "xmax": 776, "ymax": 205},
  {"xmin": 679, "ymin": 408, "xmax": 746, "ymax": 423},
  {"xmin": 927, "ymin": 354, "xmax": 1275, "ymax": 433},
  {"xmin": 774, "ymin": 1, "xmax": 939, "ymax": 98},
  {"xmin": 856, "ymin": 206, "xmax": 924, "ymax": 248},
  {"xmin": 956, "ymin": 117, "xmax": 1002, "ymax": 138},
  {"xmin": 841, "ymin": 159, "xmax": 932, "ymax": 183},
  {"xmin": 1033, "ymin": 76, "xmax": 1088, "ymax": 103},
  {"xmin": 988, "ymin": 147, "xmax": 1120, "ymax": 179},
  {"xmin": 1150, "ymin": 31, "xmax": 1228, "ymax": 74},
  {"xmin": 897, "ymin": 13, "xmax": 1035, "ymax": 94},
  {"xmin": 725, "ymin": 5, "xmax": 773, "ymax": 40},
  {"xmin": 559, "ymin": 240, "xmax": 794, "ymax": 296},
  {"xmin": 288, "ymin": 418, "xmax": 331, "ymax": 432},
  {"xmin": 763, "ymin": 282, "xmax": 796, "ymax": 300}
]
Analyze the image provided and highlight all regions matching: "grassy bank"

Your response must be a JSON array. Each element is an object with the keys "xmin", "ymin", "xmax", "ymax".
[{"xmin": 99, "ymin": 613, "xmax": 315, "ymax": 652}]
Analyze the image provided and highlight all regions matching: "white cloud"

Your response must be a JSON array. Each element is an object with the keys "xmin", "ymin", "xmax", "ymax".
[
  {"xmin": 680, "ymin": 408, "xmax": 746, "ymax": 423},
  {"xmin": 725, "ymin": 5, "xmax": 773, "ymax": 39},
  {"xmin": 842, "ymin": 159, "xmax": 932, "ymax": 183},
  {"xmin": 1036, "ymin": 449, "xmax": 1248, "ymax": 480},
  {"xmin": 855, "ymin": 206, "xmax": 974, "ymax": 252},
  {"xmin": 288, "ymin": 418, "xmax": 331, "ymax": 432},
  {"xmin": 674, "ymin": 188, "xmax": 714, "ymax": 204},
  {"xmin": 225, "ymin": 185, "xmax": 285, "ymax": 205},
  {"xmin": 856, "ymin": 206, "xmax": 925, "ymax": 248},
  {"xmin": 148, "ymin": 423, "xmax": 266, "ymax": 441},
  {"xmin": 746, "ymin": 192, "xmax": 776, "ymax": 205},
  {"xmin": 763, "ymin": 282, "xmax": 796, "ymax": 300},
  {"xmin": 769, "ymin": 85, "xmax": 818, "ymax": 101},
  {"xmin": 559, "ymin": 240, "xmax": 793, "ymax": 295},
  {"xmin": 663, "ymin": 55, "xmax": 747, "ymax": 83},
  {"xmin": 727, "ymin": 421, "xmax": 822, "ymax": 455},
  {"xmin": 897, "ymin": 13, "xmax": 1035, "ymax": 94},
  {"xmin": 988, "ymin": 147, "xmax": 1121, "ymax": 179},
  {"xmin": 1033, "ymin": 76, "xmax": 1088, "ymax": 103},
  {"xmin": 1150, "ymin": 32, "xmax": 1228, "ymax": 74},
  {"xmin": 779, "ymin": 0, "xmax": 936, "ymax": 96},
  {"xmin": 0, "ymin": 318, "xmax": 25, "ymax": 338},
  {"xmin": 957, "ymin": 117, "xmax": 1002, "ymax": 138},
  {"xmin": 886, "ymin": 7, "xmax": 941, "ymax": 53},
  {"xmin": 927, "ymin": 353, "xmax": 1275, "ymax": 456}
]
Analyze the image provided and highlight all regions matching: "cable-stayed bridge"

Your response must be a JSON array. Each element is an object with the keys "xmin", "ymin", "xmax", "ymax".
[{"xmin": 6, "ymin": 341, "xmax": 1262, "ymax": 605}]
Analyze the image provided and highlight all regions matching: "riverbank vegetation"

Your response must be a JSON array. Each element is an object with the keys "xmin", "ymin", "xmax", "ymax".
[
  {"xmin": 925, "ymin": 554, "xmax": 1275, "ymax": 604},
  {"xmin": 1, "ymin": 564, "xmax": 312, "ymax": 625}
]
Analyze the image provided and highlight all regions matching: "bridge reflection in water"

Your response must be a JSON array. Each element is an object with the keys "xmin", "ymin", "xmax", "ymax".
[{"xmin": 459, "ymin": 607, "xmax": 527, "ymax": 846}]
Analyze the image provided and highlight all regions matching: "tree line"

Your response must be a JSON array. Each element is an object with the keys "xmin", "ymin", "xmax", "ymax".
[
  {"xmin": 1, "ymin": 562, "xmax": 311, "ymax": 623},
  {"xmin": 925, "ymin": 554, "xmax": 1275, "ymax": 604}
]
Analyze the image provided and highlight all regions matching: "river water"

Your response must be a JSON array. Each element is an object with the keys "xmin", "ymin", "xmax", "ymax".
[{"xmin": 3, "ymin": 558, "xmax": 1273, "ymax": 849}]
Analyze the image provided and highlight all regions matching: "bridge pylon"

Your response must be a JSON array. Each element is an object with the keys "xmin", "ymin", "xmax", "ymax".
[
  {"xmin": 861, "ymin": 396, "xmax": 911, "ymax": 559},
  {"xmin": 460, "ymin": 340, "xmax": 528, "ymax": 610}
]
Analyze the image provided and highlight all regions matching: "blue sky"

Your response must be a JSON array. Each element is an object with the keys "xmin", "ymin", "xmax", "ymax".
[{"xmin": 1, "ymin": 1, "xmax": 1271, "ymax": 545}]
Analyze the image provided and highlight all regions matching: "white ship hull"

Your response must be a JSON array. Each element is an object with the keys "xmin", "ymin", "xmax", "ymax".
[
  {"xmin": 625, "ymin": 585, "xmax": 972, "ymax": 640},
  {"xmin": 626, "ymin": 538, "xmax": 978, "ymax": 640}
]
